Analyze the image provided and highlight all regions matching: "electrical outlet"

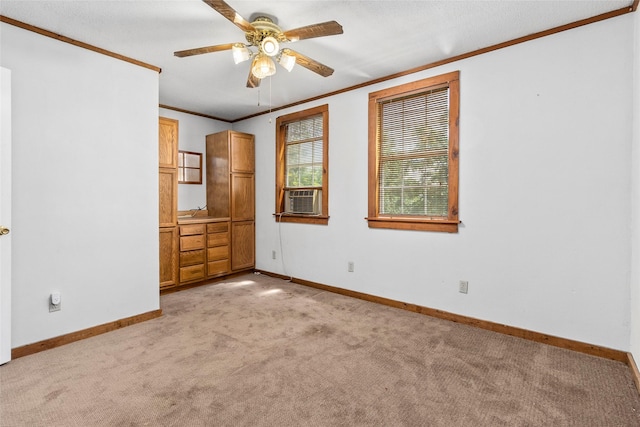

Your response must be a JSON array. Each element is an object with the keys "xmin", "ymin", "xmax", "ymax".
[
  {"xmin": 49, "ymin": 292, "xmax": 61, "ymax": 312},
  {"xmin": 459, "ymin": 281, "xmax": 468, "ymax": 294},
  {"xmin": 272, "ymin": 250, "xmax": 276, "ymax": 260},
  {"xmin": 348, "ymin": 261, "xmax": 354, "ymax": 272}
]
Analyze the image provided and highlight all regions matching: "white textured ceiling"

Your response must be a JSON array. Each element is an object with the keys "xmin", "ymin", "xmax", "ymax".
[{"xmin": 0, "ymin": 0, "xmax": 633, "ymax": 121}]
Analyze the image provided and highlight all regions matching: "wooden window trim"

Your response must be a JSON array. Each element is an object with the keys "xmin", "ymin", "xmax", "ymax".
[
  {"xmin": 367, "ymin": 71, "xmax": 460, "ymax": 233},
  {"xmin": 178, "ymin": 150, "xmax": 203, "ymax": 184},
  {"xmin": 275, "ymin": 104, "xmax": 329, "ymax": 225}
]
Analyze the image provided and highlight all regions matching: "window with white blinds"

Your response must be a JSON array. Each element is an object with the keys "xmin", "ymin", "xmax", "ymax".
[
  {"xmin": 285, "ymin": 114, "xmax": 323, "ymax": 188},
  {"xmin": 378, "ymin": 86, "xmax": 449, "ymax": 216},
  {"xmin": 275, "ymin": 104, "xmax": 329, "ymax": 225},
  {"xmin": 368, "ymin": 71, "xmax": 459, "ymax": 232}
]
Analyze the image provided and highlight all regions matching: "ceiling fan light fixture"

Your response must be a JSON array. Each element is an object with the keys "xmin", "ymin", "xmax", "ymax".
[
  {"xmin": 278, "ymin": 49, "xmax": 296, "ymax": 72},
  {"xmin": 232, "ymin": 43, "xmax": 251, "ymax": 64},
  {"xmin": 252, "ymin": 54, "xmax": 276, "ymax": 79},
  {"xmin": 260, "ymin": 36, "xmax": 280, "ymax": 57},
  {"xmin": 176, "ymin": 2, "xmax": 343, "ymax": 89}
]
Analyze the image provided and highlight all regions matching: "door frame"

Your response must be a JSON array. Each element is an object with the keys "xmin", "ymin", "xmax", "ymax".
[{"xmin": 1, "ymin": 66, "xmax": 12, "ymax": 364}]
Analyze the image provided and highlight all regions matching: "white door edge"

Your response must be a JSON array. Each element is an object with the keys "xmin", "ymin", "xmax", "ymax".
[{"xmin": 1, "ymin": 66, "xmax": 12, "ymax": 365}]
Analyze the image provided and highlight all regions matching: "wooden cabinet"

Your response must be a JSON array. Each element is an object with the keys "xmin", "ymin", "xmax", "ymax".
[
  {"xmin": 159, "ymin": 227, "xmax": 178, "ymax": 289},
  {"xmin": 159, "ymin": 117, "xmax": 178, "ymax": 289},
  {"xmin": 159, "ymin": 117, "xmax": 179, "ymax": 169},
  {"xmin": 160, "ymin": 128, "xmax": 254, "ymax": 290},
  {"xmin": 207, "ymin": 222, "xmax": 230, "ymax": 278},
  {"xmin": 159, "ymin": 168, "xmax": 178, "ymax": 228},
  {"xmin": 178, "ymin": 223, "xmax": 206, "ymax": 284},
  {"xmin": 177, "ymin": 219, "xmax": 230, "ymax": 284},
  {"xmin": 231, "ymin": 221, "xmax": 255, "ymax": 271},
  {"xmin": 207, "ymin": 130, "xmax": 254, "ymax": 219},
  {"xmin": 206, "ymin": 130, "xmax": 255, "ymax": 272},
  {"xmin": 231, "ymin": 174, "xmax": 254, "ymax": 221}
]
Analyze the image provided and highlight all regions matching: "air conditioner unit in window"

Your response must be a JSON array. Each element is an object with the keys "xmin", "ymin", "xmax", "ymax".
[{"xmin": 284, "ymin": 189, "xmax": 321, "ymax": 215}]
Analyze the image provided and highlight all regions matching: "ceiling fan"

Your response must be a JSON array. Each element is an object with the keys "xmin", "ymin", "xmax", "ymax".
[{"xmin": 174, "ymin": 0, "xmax": 344, "ymax": 88}]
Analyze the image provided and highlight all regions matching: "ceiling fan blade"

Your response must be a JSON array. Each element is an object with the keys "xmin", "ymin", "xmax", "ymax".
[
  {"xmin": 203, "ymin": 0, "xmax": 256, "ymax": 33},
  {"xmin": 286, "ymin": 49, "xmax": 334, "ymax": 77},
  {"xmin": 283, "ymin": 21, "xmax": 343, "ymax": 42},
  {"xmin": 246, "ymin": 59, "xmax": 261, "ymax": 88},
  {"xmin": 174, "ymin": 43, "xmax": 235, "ymax": 58}
]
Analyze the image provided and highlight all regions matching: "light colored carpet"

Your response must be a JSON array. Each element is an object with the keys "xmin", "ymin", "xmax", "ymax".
[{"xmin": 1, "ymin": 273, "xmax": 639, "ymax": 426}]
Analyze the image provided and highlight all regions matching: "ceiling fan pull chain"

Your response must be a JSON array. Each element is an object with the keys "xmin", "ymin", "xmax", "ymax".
[
  {"xmin": 269, "ymin": 76, "xmax": 273, "ymax": 123},
  {"xmin": 269, "ymin": 76, "xmax": 272, "ymax": 112}
]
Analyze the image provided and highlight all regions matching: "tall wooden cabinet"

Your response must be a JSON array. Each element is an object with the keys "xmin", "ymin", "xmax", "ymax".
[
  {"xmin": 158, "ymin": 117, "xmax": 179, "ymax": 289},
  {"xmin": 206, "ymin": 130, "xmax": 255, "ymax": 272}
]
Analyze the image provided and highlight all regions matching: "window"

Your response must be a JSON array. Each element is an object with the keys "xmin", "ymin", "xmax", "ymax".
[
  {"xmin": 275, "ymin": 104, "xmax": 329, "ymax": 224},
  {"xmin": 367, "ymin": 71, "xmax": 459, "ymax": 232},
  {"xmin": 177, "ymin": 151, "xmax": 202, "ymax": 184}
]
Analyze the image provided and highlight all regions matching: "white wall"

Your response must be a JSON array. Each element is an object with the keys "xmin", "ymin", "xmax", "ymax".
[
  {"xmin": 236, "ymin": 15, "xmax": 635, "ymax": 350},
  {"xmin": 631, "ymin": 9, "xmax": 640, "ymax": 360},
  {"xmin": 158, "ymin": 108, "xmax": 231, "ymax": 212},
  {"xmin": 1, "ymin": 23, "xmax": 160, "ymax": 347}
]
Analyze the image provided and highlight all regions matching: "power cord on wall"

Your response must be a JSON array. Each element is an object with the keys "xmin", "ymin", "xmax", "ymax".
[{"xmin": 276, "ymin": 212, "xmax": 292, "ymax": 282}]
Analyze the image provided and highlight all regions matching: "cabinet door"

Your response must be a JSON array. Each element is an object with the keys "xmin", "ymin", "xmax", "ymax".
[
  {"xmin": 231, "ymin": 173, "xmax": 254, "ymax": 221},
  {"xmin": 230, "ymin": 132, "xmax": 254, "ymax": 174},
  {"xmin": 159, "ymin": 227, "xmax": 178, "ymax": 289},
  {"xmin": 231, "ymin": 221, "xmax": 255, "ymax": 271},
  {"xmin": 206, "ymin": 132, "xmax": 230, "ymax": 219},
  {"xmin": 159, "ymin": 117, "xmax": 178, "ymax": 169},
  {"xmin": 159, "ymin": 168, "xmax": 177, "ymax": 227}
]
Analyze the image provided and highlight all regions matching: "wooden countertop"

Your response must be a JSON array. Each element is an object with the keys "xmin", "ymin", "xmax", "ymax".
[{"xmin": 177, "ymin": 216, "xmax": 229, "ymax": 225}]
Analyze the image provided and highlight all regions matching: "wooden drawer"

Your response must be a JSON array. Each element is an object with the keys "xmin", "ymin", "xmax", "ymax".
[
  {"xmin": 180, "ymin": 234, "xmax": 205, "ymax": 251},
  {"xmin": 207, "ymin": 232, "xmax": 229, "ymax": 247},
  {"xmin": 207, "ymin": 245, "xmax": 229, "ymax": 261},
  {"xmin": 180, "ymin": 224, "xmax": 205, "ymax": 236},
  {"xmin": 180, "ymin": 264, "xmax": 205, "ymax": 282},
  {"xmin": 207, "ymin": 222, "xmax": 229, "ymax": 233},
  {"xmin": 180, "ymin": 249, "xmax": 205, "ymax": 267},
  {"xmin": 208, "ymin": 259, "xmax": 229, "ymax": 277}
]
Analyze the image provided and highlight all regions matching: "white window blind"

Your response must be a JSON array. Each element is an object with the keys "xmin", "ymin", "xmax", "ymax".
[
  {"xmin": 377, "ymin": 86, "xmax": 450, "ymax": 217},
  {"xmin": 285, "ymin": 114, "xmax": 323, "ymax": 188}
]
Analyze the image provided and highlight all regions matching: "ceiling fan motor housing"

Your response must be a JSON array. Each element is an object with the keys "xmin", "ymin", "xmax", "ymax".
[{"xmin": 245, "ymin": 16, "xmax": 287, "ymax": 54}]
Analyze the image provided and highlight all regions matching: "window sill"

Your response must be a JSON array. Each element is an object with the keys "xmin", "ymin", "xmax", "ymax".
[
  {"xmin": 274, "ymin": 213, "xmax": 329, "ymax": 225},
  {"xmin": 365, "ymin": 217, "xmax": 459, "ymax": 233}
]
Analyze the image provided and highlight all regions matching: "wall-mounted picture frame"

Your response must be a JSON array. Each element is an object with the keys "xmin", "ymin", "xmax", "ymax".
[{"xmin": 178, "ymin": 150, "xmax": 202, "ymax": 184}]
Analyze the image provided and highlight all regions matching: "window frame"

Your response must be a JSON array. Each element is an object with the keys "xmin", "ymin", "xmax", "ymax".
[
  {"xmin": 177, "ymin": 150, "xmax": 202, "ymax": 185},
  {"xmin": 275, "ymin": 104, "xmax": 329, "ymax": 225},
  {"xmin": 367, "ymin": 71, "xmax": 460, "ymax": 232}
]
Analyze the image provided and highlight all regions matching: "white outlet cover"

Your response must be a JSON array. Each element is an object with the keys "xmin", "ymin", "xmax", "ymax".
[
  {"xmin": 459, "ymin": 281, "xmax": 468, "ymax": 294},
  {"xmin": 51, "ymin": 292, "xmax": 61, "ymax": 304}
]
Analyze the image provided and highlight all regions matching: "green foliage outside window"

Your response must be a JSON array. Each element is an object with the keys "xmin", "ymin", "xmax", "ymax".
[
  {"xmin": 379, "ymin": 88, "xmax": 449, "ymax": 217},
  {"xmin": 285, "ymin": 116, "xmax": 323, "ymax": 188}
]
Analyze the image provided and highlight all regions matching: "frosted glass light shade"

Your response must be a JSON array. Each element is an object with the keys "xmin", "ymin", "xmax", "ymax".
[
  {"xmin": 252, "ymin": 54, "xmax": 276, "ymax": 79},
  {"xmin": 279, "ymin": 50, "xmax": 296, "ymax": 72},
  {"xmin": 232, "ymin": 44, "xmax": 251, "ymax": 64}
]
